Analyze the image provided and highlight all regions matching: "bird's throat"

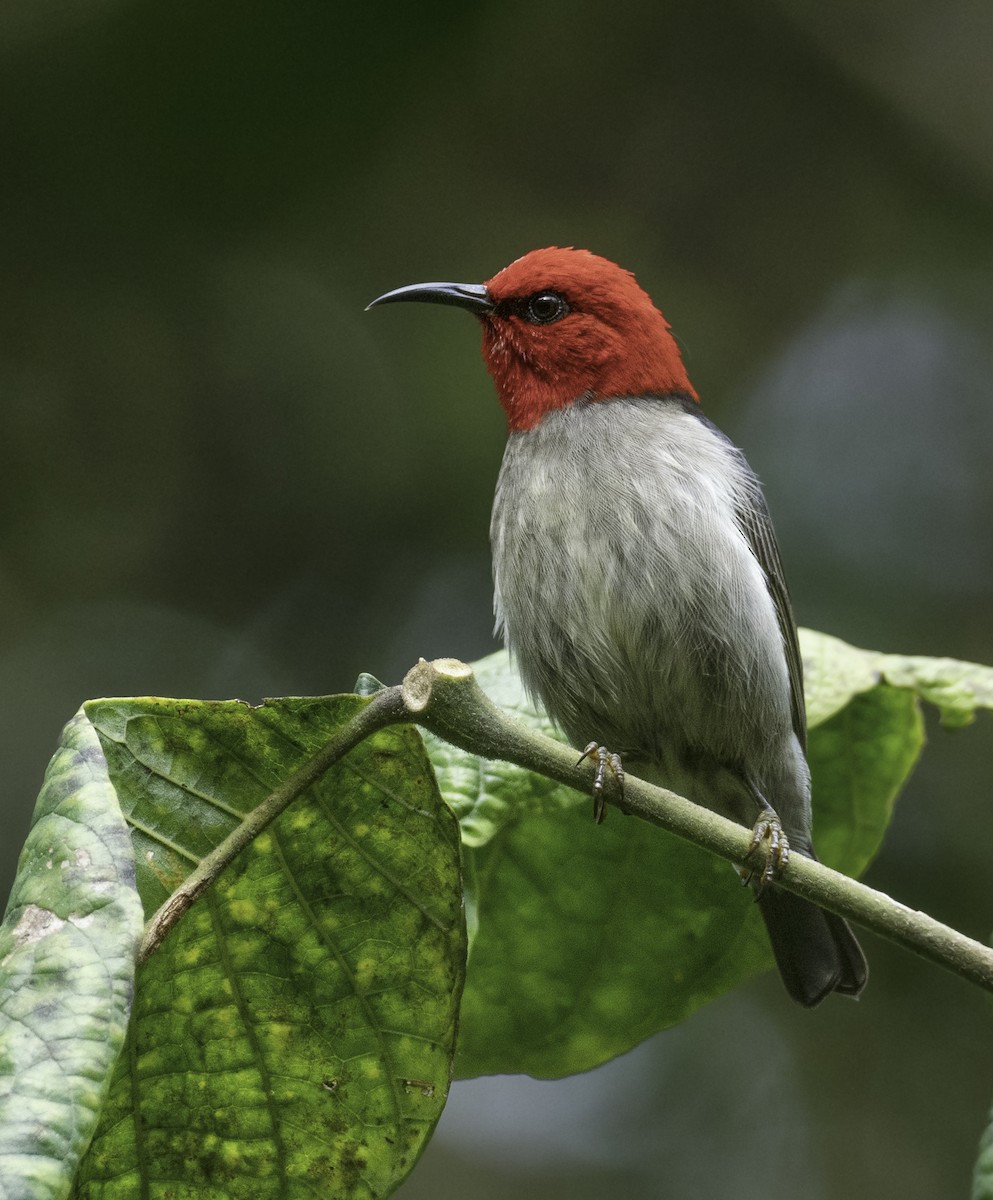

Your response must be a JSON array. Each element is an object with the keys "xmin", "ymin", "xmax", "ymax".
[{"xmin": 480, "ymin": 313, "xmax": 698, "ymax": 432}]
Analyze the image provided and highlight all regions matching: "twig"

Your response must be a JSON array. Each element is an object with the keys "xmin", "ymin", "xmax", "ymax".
[{"xmin": 139, "ymin": 657, "xmax": 993, "ymax": 994}]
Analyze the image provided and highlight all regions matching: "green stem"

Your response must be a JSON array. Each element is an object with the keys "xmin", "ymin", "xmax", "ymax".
[{"xmin": 139, "ymin": 657, "xmax": 993, "ymax": 996}]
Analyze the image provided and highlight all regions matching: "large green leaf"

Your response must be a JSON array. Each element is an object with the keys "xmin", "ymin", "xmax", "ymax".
[
  {"xmin": 974, "ymin": 1102, "xmax": 993, "ymax": 1200},
  {"xmin": 72, "ymin": 696, "xmax": 465, "ymax": 1200},
  {"xmin": 0, "ymin": 710, "xmax": 144, "ymax": 1200},
  {"xmin": 426, "ymin": 632, "xmax": 993, "ymax": 1078},
  {"xmin": 802, "ymin": 628, "xmax": 993, "ymax": 729}
]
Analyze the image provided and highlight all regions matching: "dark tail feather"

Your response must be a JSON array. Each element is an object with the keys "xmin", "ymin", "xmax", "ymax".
[{"xmin": 757, "ymin": 886, "xmax": 868, "ymax": 1007}]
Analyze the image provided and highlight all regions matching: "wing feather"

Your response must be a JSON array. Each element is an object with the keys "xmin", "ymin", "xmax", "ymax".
[{"xmin": 733, "ymin": 477, "xmax": 807, "ymax": 750}]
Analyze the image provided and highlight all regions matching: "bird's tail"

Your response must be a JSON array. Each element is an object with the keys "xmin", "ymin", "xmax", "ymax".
[{"xmin": 757, "ymin": 885, "xmax": 867, "ymax": 1007}]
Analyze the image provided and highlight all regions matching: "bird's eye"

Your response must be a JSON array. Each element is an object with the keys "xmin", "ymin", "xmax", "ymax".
[{"xmin": 524, "ymin": 291, "xmax": 569, "ymax": 325}]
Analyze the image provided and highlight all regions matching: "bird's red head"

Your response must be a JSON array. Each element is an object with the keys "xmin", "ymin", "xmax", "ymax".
[
  {"xmin": 481, "ymin": 247, "xmax": 697, "ymax": 430},
  {"xmin": 368, "ymin": 246, "xmax": 697, "ymax": 432}
]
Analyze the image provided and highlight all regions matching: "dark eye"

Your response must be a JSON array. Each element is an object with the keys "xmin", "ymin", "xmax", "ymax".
[{"xmin": 524, "ymin": 291, "xmax": 569, "ymax": 325}]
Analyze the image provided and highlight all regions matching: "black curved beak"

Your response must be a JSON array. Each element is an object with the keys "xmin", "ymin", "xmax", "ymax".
[{"xmin": 366, "ymin": 281, "xmax": 494, "ymax": 315}]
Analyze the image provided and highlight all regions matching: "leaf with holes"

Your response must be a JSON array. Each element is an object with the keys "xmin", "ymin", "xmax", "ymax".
[{"xmin": 71, "ymin": 696, "xmax": 465, "ymax": 1200}]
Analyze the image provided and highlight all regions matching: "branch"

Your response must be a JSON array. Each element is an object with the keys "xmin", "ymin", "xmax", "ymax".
[{"xmin": 140, "ymin": 657, "xmax": 993, "ymax": 996}]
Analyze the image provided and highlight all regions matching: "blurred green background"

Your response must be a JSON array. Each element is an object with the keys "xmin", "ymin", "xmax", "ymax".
[{"xmin": 3, "ymin": 2, "xmax": 993, "ymax": 1196}]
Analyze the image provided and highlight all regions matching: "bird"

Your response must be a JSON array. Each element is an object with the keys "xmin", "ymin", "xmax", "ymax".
[{"xmin": 368, "ymin": 246, "xmax": 867, "ymax": 1007}]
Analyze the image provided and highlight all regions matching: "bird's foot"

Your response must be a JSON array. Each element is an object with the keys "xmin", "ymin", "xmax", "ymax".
[
  {"xmin": 577, "ymin": 743, "xmax": 625, "ymax": 824},
  {"xmin": 742, "ymin": 812, "xmax": 790, "ymax": 892}
]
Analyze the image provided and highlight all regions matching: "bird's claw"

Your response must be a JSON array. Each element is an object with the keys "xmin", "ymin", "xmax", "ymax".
[
  {"xmin": 577, "ymin": 742, "xmax": 625, "ymax": 824},
  {"xmin": 742, "ymin": 813, "xmax": 790, "ymax": 892}
]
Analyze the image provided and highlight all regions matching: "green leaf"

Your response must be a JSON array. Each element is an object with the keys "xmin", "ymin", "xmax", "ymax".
[
  {"xmin": 806, "ymin": 681, "xmax": 922, "ymax": 876},
  {"xmin": 0, "ymin": 709, "xmax": 144, "ymax": 1200},
  {"xmin": 426, "ymin": 636, "xmax": 947, "ymax": 1078},
  {"xmin": 877, "ymin": 652, "xmax": 993, "ymax": 728},
  {"xmin": 799, "ymin": 628, "xmax": 883, "ymax": 726},
  {"xmin": 73, "ymin": 696, "xmax": 465, "ymax": 1200},
  {"xmin": 974, "ymin": 1100, "xmax": 993, "ymax": 1200}
]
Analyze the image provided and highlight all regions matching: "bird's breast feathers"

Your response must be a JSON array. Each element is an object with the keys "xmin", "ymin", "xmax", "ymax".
[{"xmin": 490, "ymin": 394, "xmax": 795, "ymax": 767}]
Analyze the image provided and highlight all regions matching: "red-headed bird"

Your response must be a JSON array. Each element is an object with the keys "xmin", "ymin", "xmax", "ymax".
[{"xmin": 369, "ymin": 247, "xmax": 867, "ymax": 1006}]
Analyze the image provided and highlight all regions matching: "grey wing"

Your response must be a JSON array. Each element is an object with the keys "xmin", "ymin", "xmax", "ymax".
[{"xmin": 734, "ymin": 475, "xmax": 807, "ymax": 751}]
